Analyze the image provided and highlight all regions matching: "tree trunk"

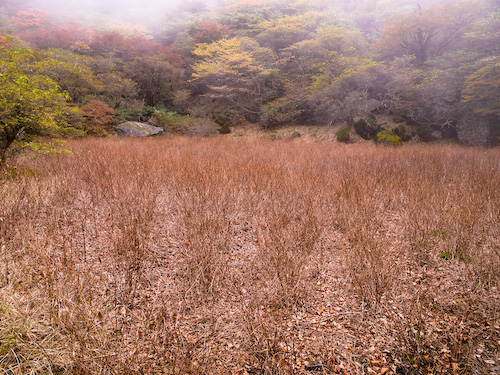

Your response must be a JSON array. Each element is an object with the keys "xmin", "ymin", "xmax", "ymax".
[
  {"xmin": 0, "ymin": 143, "xmax": 9, "ymax": 167},
  {"xmin": 0, "ymin": 125, "xmax": 21, "ymax": 166}
]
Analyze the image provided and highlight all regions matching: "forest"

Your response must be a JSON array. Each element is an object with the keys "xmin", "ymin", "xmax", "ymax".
[{"xmin": 1, "ymin": 0, "xmax": 500, "ymax": 160}]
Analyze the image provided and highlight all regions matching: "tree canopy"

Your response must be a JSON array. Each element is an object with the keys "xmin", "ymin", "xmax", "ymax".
[
  {"xmin": 0, "ymin": 0, "xmax": 499, "ymax": 157},
  {"xmin": 0, "ymin": 46, "xmax": 73, "ymax": 164}
]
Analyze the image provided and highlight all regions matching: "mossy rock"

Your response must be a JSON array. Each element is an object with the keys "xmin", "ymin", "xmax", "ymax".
[
  {"xmin": 218, "ymin": 123, "xmax": 231, "ymax": 134},
  {"xmin": 365, "ymin": 113, "xmax": 378, "ymax": 126},
  {"xmin": 393, "ymin": 124, "xmax": 414, "ymax": 142},
  {"xmin": 336, "ymin": 126, "xmax": 351, "ymax": 143},
  {"xmin": 440, "ymin": 124, "xmax": 457, "ymax": 139},
  {"xmin": 376, "ymin": 130, "xmax": 402, "ymax": 146},
  {"xmin": 263, "ymin": 132, "xmax": 278, "ymax": 140},
  {"xmin": 416, "ymin": 124, "xmax": 435, "ymax": 142}
]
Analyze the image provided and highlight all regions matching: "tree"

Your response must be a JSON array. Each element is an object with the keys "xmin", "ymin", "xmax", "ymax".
[
  {"xmin": 308, "ymin": 56, "xmax": 389, "ymax": 124},
  {"xmin": 377, "ymin": 1, "xmax": 484, "ymax": 67},
  {"xmin": 35, "ymin": 50, "xmax": 103, "ymax": 103},
  {"xmin": 465, "ymin": 10, "xmax": 500, "ymax": 57},
  {"xmin": 256, "ymin": 12, "xmax": 322, "ymax": 51},
  {"xmin": 80, "ymin": 99, "xmax": 116, "ymax": 136},
  {"xmin": 0, "ymin": 35, "xmax": 12, "ymax": 48},
  {"xmin": 280, "ymin": 26, "xmax": 368, "ymax": 86},
  {"xmin": 221, "ymin": 0, "xmax": 287, "ymax": 38},
  {"xmin": 96, "ymin": 72, "xmax": 138, "ymax": 107},
  {"xmin": 88, "ymin": 31, "xmax": 126, "ymax": 58},
  {"xmin": 461, "ymin": 58, "xmax": 500, "ymax": 118},
  {"xmin": 191, "ymin": 37, "xmax": 277, "ymax": 120},
  {"xmin": 191, "ymin": 21, "xmax": 231, "ymax": 44},
  {"xmin": 9, "ymin": 8, "xmax": 51, "ymax": 31},
  {"xmin": 402, "ymin": 50, "xmax": 483, "ymax": 127},
  {"xmin": 17, "ymin": 25, "xmax": 93, "ymax": 50},
  {"xmin": 125, "ymin": 54, "xmax": 184, "ymax": 107},
  {"xmin": 0, "ymin": 47, "xmax": 71, "ymax": 165},
  {"xmin": 259, "ymin": 25, "xmax": 369, "ymax": 126}
]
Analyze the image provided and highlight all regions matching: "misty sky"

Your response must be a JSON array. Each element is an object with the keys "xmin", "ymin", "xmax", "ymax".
[
  {"xmin": 28, "ymin": 0, "xmax": 183, "ymax": 13},
  {"xmin": 17, "ymin": 0, "xmax": 219, "ymax": 26},
  {"xmin": 5, "ymin": 0, "xmax": 459, "ymax": 30}
]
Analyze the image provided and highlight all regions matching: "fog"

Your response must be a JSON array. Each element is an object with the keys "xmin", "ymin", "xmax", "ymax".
[
  {"xmin": 6, "ymin": 0, "xmax": 222, "ymax": 27},
  {"xmin": 3, "ymin": 0, "xmax": 461, "ymax": 30}
]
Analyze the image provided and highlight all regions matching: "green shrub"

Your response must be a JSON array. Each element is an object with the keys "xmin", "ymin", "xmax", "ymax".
[
  {"xmin": 211, "ymin": 105, "xmax": 244, "ymax": 127},
  {"xmin": 0, "ymin": 167, "xmax": 40, "ymax": 180},
  {"xmin": 148, "ymin": 111, "xmax": 181, "ymax": 130},
  {"xmin": 376, "ymin": 130, "xmax": 402, "ymax": 146},
  {"xmin": 262, "ymin": 132, "xmax": 278, "ymax": 140},
  {"xmin": 141, "ymin": 106, "xmax": 156, "ymax": 120},
  {"xmin": 58, "ymin": 127, "xmax": 87, "ymax": 138},
  {"xmin": 116, "ymin": 103, "xmax": 143, "ymax": 122},
  {"xmin": 336, "ymin": 126, "xmax": 351, "ymax": 143},
  {"xmin": 260, "ymin": 98, "xmax": 304, "ymax": 128},
  {"xmin": 439, "ymin": 252, "xmax": 453, "ymax": 260},
  {"xmin": 22, "ymin": 139, "xmax": 73, "ymax": 156},
  {"xmin": 149, "ymin": 112, "xmax": 218, "ymax": 137},
  {"xmin": 429, "ymin": 230, "xmax": 448, "ymax": 239}
]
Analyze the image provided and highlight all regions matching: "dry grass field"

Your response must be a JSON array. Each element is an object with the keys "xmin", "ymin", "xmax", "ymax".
[{"xmin": 1, "ymin": 137, "xmax": 499, "ymax": 374}]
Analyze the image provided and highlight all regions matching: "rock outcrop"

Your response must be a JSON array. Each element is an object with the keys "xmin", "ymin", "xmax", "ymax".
[
  {"xmin": 457, "ymin": 116, "xmax": 490, "ymax": 146},
  {"xmin": 353, "ymin": 115, "xmax": 379, "ymax": 140}
]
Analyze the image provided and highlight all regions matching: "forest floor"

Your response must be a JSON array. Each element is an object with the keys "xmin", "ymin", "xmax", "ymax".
[{"xmin": 0, "ymin": 136, "xmax": 499, "ymax": 374}]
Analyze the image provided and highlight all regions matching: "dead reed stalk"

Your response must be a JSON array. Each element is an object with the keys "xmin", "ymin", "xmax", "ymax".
[{"xmin": 1, "ymin": 138, "xmax": 499, "ymax": 374}]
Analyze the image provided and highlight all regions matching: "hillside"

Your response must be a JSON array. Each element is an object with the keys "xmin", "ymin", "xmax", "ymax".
[{"xmin": 1, "ymin": 0, "xmax": 500, "ymax": 162}]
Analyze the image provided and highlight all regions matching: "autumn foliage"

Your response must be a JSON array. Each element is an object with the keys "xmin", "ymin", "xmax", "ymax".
[
  {"xmin": 0, "ymin": 36, "xmax": 11, "ymax": 48},
  {"xmin": 81, "ymin": 99, "xmax": 116, "ymax": 135},
  {"xmin": 1, "ymin": 0, "xmax": 499, "ymax": 150}
]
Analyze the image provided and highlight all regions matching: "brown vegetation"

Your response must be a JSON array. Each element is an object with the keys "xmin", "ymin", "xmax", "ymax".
[{"xmin": 1, "ymin": 137, "xmax": 499, "ymax": 374}]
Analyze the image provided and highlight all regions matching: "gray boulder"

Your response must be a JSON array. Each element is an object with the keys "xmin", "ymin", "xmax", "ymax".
[
  {"xmin": 116, "ymin": 122, "xmax": 164, "ymax": 137},
  {"xmin": 457, "ymin": 116, "xmax": 490, "ymax": 146},
  {"xmin": 353, "ymin": 115, "xmax": 379, "ymax": 140}
]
